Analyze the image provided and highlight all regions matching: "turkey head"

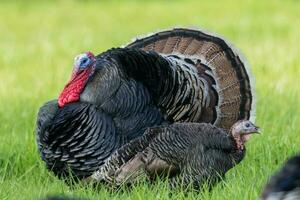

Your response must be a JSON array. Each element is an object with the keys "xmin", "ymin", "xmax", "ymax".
[
  {"xmin": 58, "ymin": 52, "xmax": 96, "ymax": 107},
  {"xmin": 230, "ymin": 120, "xmax": 260, "ymax": 150}
]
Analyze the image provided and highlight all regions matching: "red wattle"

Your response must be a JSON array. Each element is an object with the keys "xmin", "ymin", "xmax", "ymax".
[{"xmin": 58, "ymin": 68, "xmax": 92, "ymax": 107}]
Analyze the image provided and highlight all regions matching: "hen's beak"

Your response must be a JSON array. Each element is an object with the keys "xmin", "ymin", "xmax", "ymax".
[{"xmin": 254, "ymin": 126, "xmax": 261, "ymax": 134}]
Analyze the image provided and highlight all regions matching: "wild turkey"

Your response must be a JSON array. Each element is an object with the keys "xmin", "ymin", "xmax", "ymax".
[
  {"xmin": 36, "ymin": 28, "xmax": 256, "ymax": 178},
  {"xmin": 89, "ymin": 120, "xmax": 260, "ymax": 188},
  {"xmin": 261, "ymin": 155, "xmax": 300, "ymax": 200}
]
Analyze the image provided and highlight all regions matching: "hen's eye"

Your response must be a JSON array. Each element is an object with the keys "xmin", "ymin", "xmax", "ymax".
[{"xmin": 82, "ymin": 58, "xmax": 88, "ymax": 64}]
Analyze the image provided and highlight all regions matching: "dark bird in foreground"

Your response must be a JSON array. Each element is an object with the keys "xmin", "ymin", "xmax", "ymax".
[
  {"xmin": 41, "ymin": 195, "xmax": 86, "ymax": 200},
  {"xmin": 261, "ymin": 155, "xmax": 300, "ymax": 200},
  {"xmin": 36, "ymin": 28, "xmax": 256, "ymax": 178},
  {"xmin": 89, "ymin": 120, "xmax": 260, "ymax": 188}
]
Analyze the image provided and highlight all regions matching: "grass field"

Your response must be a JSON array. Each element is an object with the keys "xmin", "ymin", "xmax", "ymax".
[{"xmin": 0, "ymin": 0, "xmax": 300, "ymax": 199}]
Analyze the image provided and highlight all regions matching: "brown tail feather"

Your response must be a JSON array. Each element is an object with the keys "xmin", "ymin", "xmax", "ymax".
[{"xmin": 125, "ymin": 28, "xmax": 255, "ymax": 129}]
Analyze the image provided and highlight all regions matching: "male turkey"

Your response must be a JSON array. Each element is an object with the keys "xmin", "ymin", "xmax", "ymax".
[
  {"xmin": 261, "ymin": 155, "xmax": 300, "ymax": 200},
  {"xmin": 89, "ymin": 120, "xmax": 260, "ymax": 188},
  {"xmin": 36, "ymin": 28, "xmax": 256, "ymax": 178}
]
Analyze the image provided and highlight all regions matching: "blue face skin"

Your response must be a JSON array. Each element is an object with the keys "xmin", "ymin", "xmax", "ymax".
[{"xmin": 74, "ymin": 53, "xmax": 93, "ymax": 71}]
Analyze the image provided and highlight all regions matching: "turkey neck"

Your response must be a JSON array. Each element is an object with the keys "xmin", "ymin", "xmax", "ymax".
[
  {"xmin": 230, "ymin": 134, "xmax": 246, "ymax": 163},
  {"xmin": 96, "ymin": 48, "xmax": 207, "ymax": 123}
]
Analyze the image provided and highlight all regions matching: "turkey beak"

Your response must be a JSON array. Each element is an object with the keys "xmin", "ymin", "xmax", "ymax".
[{"xmin": 254, "ymin": 126, "xmax": 261, "ymax": 134}]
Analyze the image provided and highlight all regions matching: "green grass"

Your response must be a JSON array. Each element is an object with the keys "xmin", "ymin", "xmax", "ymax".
[{"xmin": 0, "ymin": 0, "xmax": 300, "ymax": 199}]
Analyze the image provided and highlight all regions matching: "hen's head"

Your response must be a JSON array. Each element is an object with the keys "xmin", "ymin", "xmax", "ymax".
[
  {"xmin": 230, "ymin": 120, "xmax": 260, "ymax": 150},
  {"xmin": 58, "ymin": 52, "xmax": 96, "ymax": 108}
]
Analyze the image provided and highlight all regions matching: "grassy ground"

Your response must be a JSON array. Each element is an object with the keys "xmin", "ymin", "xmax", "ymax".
[{"xmin": 0, "ymin": 0, "xmax": 299, "ymax": 199}]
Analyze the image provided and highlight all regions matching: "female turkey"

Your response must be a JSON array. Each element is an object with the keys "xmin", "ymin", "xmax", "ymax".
[
  {"xmin": 88, "ymin": 120, "xmax": 260, "ymax": 188},
  {"xmin": 36, "ymin": 28, "xmax": 256, "ymax": 178}
]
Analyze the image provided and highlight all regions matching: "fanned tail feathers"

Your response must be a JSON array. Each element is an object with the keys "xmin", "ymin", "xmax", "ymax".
[{"xmin": 126, "ymin": 28, "xmax": 255, "ymax": 129}]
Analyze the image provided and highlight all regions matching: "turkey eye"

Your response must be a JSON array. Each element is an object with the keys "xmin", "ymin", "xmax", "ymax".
[{"xmin": 82, "ymin": 58, "xmax": 88, "ymax": 64}]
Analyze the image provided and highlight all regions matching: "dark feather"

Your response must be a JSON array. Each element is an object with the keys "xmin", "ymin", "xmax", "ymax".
[
  {"xmin": 91, "ymin": 123, "xmax": 244, "ymax": 188},
  {"xmin": 261, "ymin": 155, "xmax": 300, "ymax": 200}
]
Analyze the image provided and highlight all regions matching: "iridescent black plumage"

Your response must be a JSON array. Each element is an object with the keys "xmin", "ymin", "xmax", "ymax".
[{"xmin": 37, "ymin": 99, "xmax": 164, "ymax": 178}]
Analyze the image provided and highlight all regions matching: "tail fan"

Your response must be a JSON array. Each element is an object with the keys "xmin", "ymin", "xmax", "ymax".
[{"xmin": 125, "ymin": 28, "xmax": 255, "ymax": 129}]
